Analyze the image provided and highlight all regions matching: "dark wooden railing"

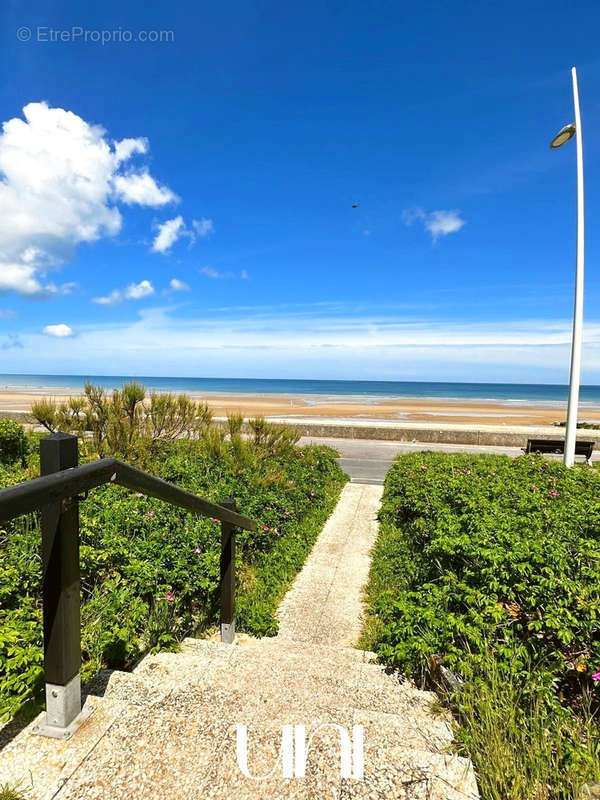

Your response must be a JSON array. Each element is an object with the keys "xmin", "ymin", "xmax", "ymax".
[{"xmin": 0, "ymin": 432, "xmax": 256, "ymax": 738}]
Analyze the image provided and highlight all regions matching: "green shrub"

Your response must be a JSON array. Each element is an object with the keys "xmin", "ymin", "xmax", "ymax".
[
  {"xmin": 31, "ymin": 382, "xmax": 213, "ymax": 461},
  {"xmin": 362, "ymin": 452, "xmax": 600, "ymax": 799},
  {"xmin": 0, "ymin": 434, "xmax": 346, "ymax": 720},
  {"xmin": 555, "ymin": 420, "xmax": 600, "ymax": 430},
  {"xmin": 0, "ymin": 600, "xmax": 44, "ymax": 721},
  {"xmin": 0, "ymin": 784, "xmax": 28, "ymax": 800},
  {"xmin": 0, "ymin": 419, "xmax": 26, "ymax": 465}
]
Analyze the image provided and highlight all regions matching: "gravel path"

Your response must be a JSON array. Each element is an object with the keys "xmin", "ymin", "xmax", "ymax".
[{"xmin": 276, "ymin": 483, "xmax": 383, "ymax": 647}]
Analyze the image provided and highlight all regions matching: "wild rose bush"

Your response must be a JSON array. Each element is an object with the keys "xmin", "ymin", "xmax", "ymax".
[
  {"xmin": 368, "ymin": 452, "xmax": 600, "ymax": 700},
  {"xmin": 362, "ymin": 452, "xmax": 600, "ymax": 797},
  {"xmin": 0, "ymin": 432, "xmax": 346, "ymax": 720}
]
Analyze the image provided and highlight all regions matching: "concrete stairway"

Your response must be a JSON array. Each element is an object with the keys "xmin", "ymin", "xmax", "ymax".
[{"xmin": 0, "ymin": 485, "xmax": 478, "ymax": 799}]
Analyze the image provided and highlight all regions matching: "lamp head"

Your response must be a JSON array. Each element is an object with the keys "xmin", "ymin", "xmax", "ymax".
[{"xmin": 550, "ymin": 123, "xmax": 576, "ymax": 149}]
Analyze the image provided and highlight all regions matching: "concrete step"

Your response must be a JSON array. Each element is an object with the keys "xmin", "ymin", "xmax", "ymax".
[
  {"xmin": 52, "ymin": 697, "xmax": 473, "ymax": 800},
  {"xmin": 40, "ymin": 644, "xmax": 473, "ymax": 800},
  {"xmin": 0, "ymin": 633, "xmax": 472, "ymax": 800},
  {"xmin": 157, "ymin": 639, "xmax": 441, "ymax": 721},
  {"xmin": 222, "ymin": 634, "xmax": 376, "ymax": 663},
  {"xmin": 0, "ymin": 479, "xmax": 477, "ymax": 799},
  {"xmin": 135, "ymin": 639, "xmax": 454, "ymax": 753}
]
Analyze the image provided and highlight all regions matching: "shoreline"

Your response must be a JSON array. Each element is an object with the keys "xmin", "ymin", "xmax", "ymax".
[
  {"xmin": 0, "ymin": 385, "xmax": 587, "ymax": 408},
  {"xmin": 0, "ymin": 374, "xmax": 599, "ymax": 405},
  {"xmin": 0, "ymin": 387, "xmax": 598, "ymax": 427}
]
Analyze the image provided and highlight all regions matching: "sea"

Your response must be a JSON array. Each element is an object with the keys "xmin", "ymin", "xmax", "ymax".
[{"xmin": 1, "ymin": 374, "xmax": 600, "ymax": 406}]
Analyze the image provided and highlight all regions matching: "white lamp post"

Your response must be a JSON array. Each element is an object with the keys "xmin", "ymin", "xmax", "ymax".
[{"xmin": 550, "ymin": 66, "xmax": 585, "ymax": 468}]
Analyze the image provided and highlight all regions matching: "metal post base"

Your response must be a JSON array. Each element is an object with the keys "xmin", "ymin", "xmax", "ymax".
[
  {"xmin": 33, "ymin": 674, "xmax": 94, "ymax": 740},
  {"xmin": 33, "ymin": 702, "xmax": 95, "ymax": 741},
  {"xmin": 220, "ymin": 621, "xmax": 236, "ymax": 644}
]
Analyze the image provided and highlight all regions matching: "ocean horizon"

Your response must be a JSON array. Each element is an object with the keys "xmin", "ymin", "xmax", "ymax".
[{"xmin": 0, "ymin": 374, "xmax": 599, "ymax": 406}]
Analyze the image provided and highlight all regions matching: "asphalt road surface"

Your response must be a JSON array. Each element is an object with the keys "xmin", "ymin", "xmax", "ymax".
[{"xmin": 297, "ymin": 436, "xmax": 597, "ymax": 484}]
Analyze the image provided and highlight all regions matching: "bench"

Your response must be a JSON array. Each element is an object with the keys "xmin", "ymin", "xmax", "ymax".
[{"xmin": 523, "ymin": 438, "xmax": 595, "ymax": 464}]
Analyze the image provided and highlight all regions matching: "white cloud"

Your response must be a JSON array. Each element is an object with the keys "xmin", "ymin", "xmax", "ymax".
[
  {"xmin": 200, "ymin": 267, "xmax": 249, "ymax": 280},
  {"xmin": 425, "ymin": 210, "xmax": 466, "ymax": 240},
  {"xmin": 402, "ymin": 207, "xmax": 466, "ymax": 242},
  {"xmin": 93, "ymin": 290, "xmax": 123, "ymax": 307},
  {"xmin": 169, "ymin": 278, "xmax": 190, "ymax": 291},
  {"xmin": 0, "ymin": 101, "xmax": 177, "ymax": 297},
  {"xmin": 113, "ymin": 170, "xmax": 177, "ymax": 207},
  {"xmin": 0, "ymin": 263, "xmax": 48, "ymax": 297},
  {"xmin": 152, "ymin": 216, "xmax": 185, "ymax": 253},
  {"xmin": 192, "ymin": 218, "xmax": 214, "ymax": 238},
  {"xmin": 113, "ymin": 137, "xmax": 148, "ymax": 164},
  {"xmin": 7, "ymin": 306, "xmax": 600, "ymax": 383},
  {"xmin": 200, "ymin": 266, "xmax": 233, "ymax": 279},
  {"xmin": 153, "ymin": 216, "xmax": 214, "ymax": 253},
  {"xmin": 43, "ymin": 323, "xmax": 73, "ymax": 337},
  {"xmin": 125, "ymin": 280, "xmax": 154, "ymax": 300},
  {"xmin": 94, "ymin": 280, "xmax": 154, "ymax": 306}
]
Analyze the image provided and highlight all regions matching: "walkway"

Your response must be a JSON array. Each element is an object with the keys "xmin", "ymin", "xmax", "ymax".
[
  {"xmin": 276, "ymin": 483, "xmax": 382, "ymax": 646},
  {"xmin": 0, "ymin": 485, "xmax": 478, "ymax": 800},
  {"xmin": 299, "ymin": 435, "xmax": 598, "ymax": 484}
]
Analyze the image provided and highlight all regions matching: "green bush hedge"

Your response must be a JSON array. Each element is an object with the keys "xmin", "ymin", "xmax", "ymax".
[
  {"xmin": 0, "ymin": 419, "xmax": 26, "ymax": 466},
  {"xmin": 362, "ymin": 452, "xmax": 600, "ymax": 798},
  {"xmin": 0, "ymin": 436, "xmax": 346, "ymax": 720}
]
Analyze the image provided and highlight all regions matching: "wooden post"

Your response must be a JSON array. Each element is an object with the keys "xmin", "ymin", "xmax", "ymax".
[
  {"xmin": 220, "ymin": 498, "xmax": 236, "ymax": 643},
  {"xmin": 38, "ymin": 432, "xmax": 82, "ymax": 735}
]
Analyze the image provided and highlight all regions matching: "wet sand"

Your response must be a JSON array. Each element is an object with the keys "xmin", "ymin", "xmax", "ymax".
[{"xmin": 0, "ymin": 388, "xmax": 597, "ymax": 427}]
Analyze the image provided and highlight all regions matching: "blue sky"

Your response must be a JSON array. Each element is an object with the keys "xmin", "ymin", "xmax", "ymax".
[{"xmin": 0, "ymin": 0, "xmax": 599, "ymax": 382}]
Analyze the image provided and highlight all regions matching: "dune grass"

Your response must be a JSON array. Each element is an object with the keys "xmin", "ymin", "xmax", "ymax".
[{"xmin": 0, "ymin": 785, "xmax": 28, "ymax": 800}]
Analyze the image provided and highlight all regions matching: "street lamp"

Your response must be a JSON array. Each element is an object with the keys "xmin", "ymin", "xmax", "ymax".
[{"xmin": 550, "ymin": 67, "xmax": 585, "ymax": 468}]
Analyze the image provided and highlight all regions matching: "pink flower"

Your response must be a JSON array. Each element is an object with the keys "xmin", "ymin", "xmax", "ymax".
[
  {"xmin": 421, "ymin": 465, "xmax": 428, "ymax": 471},
  {"xmin": 273, "ymin": 528, "xmax": 281, "ymax": 536},
  {"xmin": 144, "ymin": 509, "xmax": 155, "ymax": 520},
  {"xmin": 210, "ymin": 517, "xmax": 219, "ymax": 525},
  {"xmin": 194, "ymin": 547, "xmax": 202, "ymax": 555},
  {"xmin": 265, "ymin": 506, "xmax": 272, "ymax": 511},
  {"xmin": 262, "ymin": 524, "xmax": 270, "ymax": 532},
  {"xmin": 284, "ymin": 510, "xmax": 291, "ymax": 517},
  {"xmin": 592, "ymin": 670, "xmax": 600, "ymax": 682},
  {"xmin": 549, "ymin": 490, "xmax": 559, "ymax": 498},
  {"xmin": 530, "ymin": 484, "xmax": 538, "ymax": 492},
  {"xmin": 165, "ymin": 591, "xmax": 174, "ymax": 602}
]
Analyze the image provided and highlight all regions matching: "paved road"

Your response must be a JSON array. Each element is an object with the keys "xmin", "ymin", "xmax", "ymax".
[{"xmin": 298, "ymin": 435, "xmax": 597, "ymax": 484}]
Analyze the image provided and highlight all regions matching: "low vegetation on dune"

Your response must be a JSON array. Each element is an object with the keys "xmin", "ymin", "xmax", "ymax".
[
  {"xmin": 31, "ymin": 380, "xmax": 216, "ymax": 461},
  {"xmin": 0, "ymin": 386, "xmax": 347, "ymax": 721},
  {"xmin": 554, "ymin": 420, "xmax": 600, "ymax": 430},
  {"xmin": 0, "ymin": 784, "xmax": 27, "ymax": 800},
  {"xmin": 361, "ymin": 451, "xmax": 600, "ymax": 800}
]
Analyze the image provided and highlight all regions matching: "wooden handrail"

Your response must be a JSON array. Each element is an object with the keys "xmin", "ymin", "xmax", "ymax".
[
  {"xmin": 0, "ymin": 457, "xmax": 256, "ymax": 530},
  {"xmin": 2, "ymin": 432, "xmax": 254, "ymax": 738}
]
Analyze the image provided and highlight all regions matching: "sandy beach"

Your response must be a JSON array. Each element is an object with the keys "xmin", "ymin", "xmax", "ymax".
[{"xmin": 0, "ymin": 387, "xmax": 598, "ymax": 427}]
